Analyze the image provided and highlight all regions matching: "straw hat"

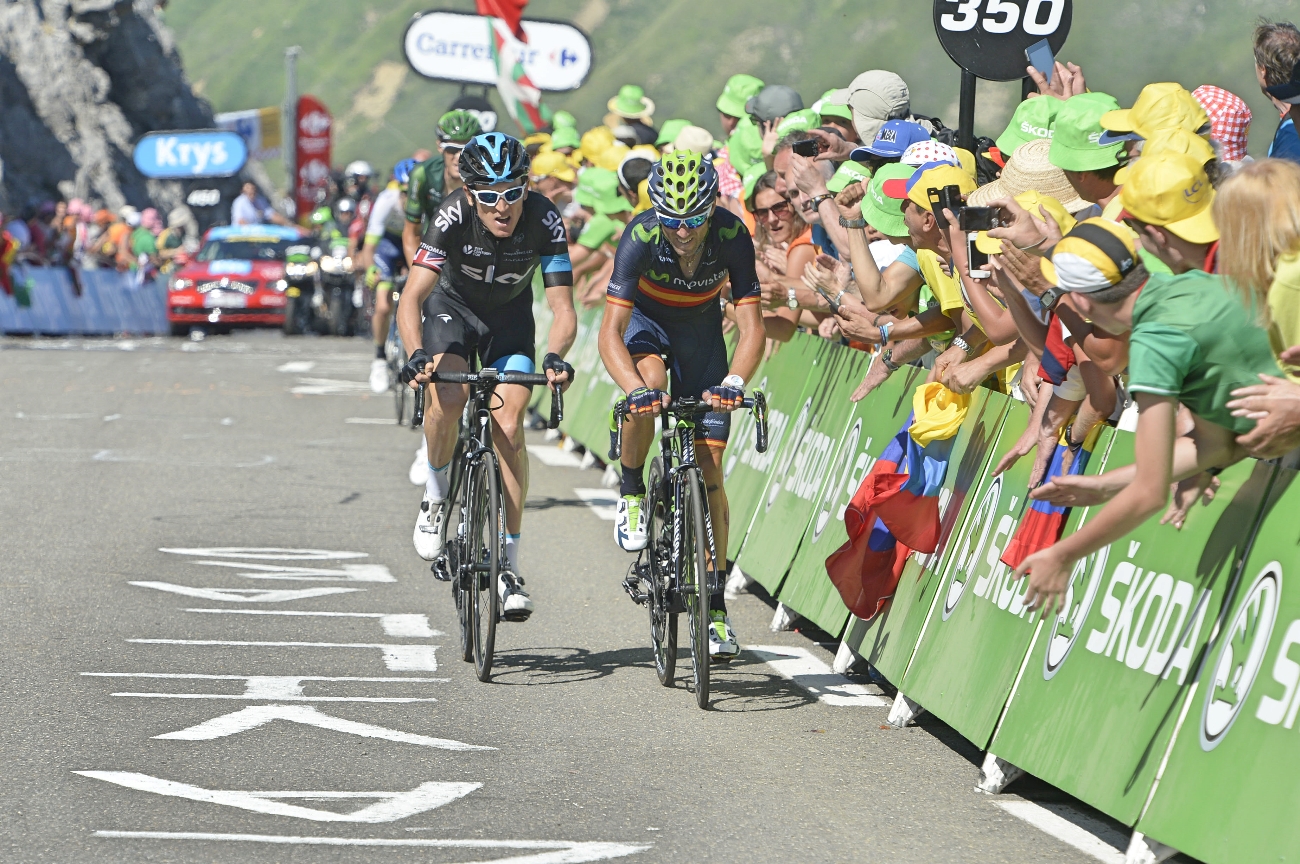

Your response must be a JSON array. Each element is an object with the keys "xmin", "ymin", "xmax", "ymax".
[{"xmin": 967, "ymin": 138, "xmax": 1090, "ymax": 213}]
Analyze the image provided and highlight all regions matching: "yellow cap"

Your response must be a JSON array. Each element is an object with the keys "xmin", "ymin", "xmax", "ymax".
[
  {"xmin": 530, "ymin": 151, "xmax": 576, "ymax": 184},
  {"xmin": 907, "ymin": 164, "xmax": 978, "ymax": 212},
  {"xmin": 954, "ymin": 147, "xmax": 978, "ymax": 181},
  {"xmin": 594, "ymin": 142, "xmax": 631, "ymax": 172},
  {"xmin": 580, "ymin": 126, "xmax": 616, "ymax": 159},
  {"xmin": 1115, "ymin": 127, "xmax": 1216, "ymax": 183},
  {"xmin": 1100, "ymin": 82, "xmax": 1209, "ymax": 140},
  {"xmin": 1041, "ymin": 218, "xmax": 1139, "ymax": 293},
  {"xmin": 523, "ymin": 132, "xmax": 551, "ymax": 150},
  {"xmin": 1118, "ymin": 150, "xmax": 1218, "ymax": 244},
  {"xmin": 975, "ymin": 190, "xmax": 1079, "ymax": 254}
]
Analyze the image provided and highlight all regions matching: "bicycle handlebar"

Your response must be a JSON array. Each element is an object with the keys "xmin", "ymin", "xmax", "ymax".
[
  {"xmin": 608, "ymin": 391, "xmax": 768, "ymax": 461},
  {"xmin": 410, "ymin": 368, "xmax": 565, "ymax": 430}
]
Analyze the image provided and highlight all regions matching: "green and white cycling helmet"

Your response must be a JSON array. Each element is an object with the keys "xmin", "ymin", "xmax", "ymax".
[
  {"xmin": 309, "ymin": 205, "xmax": 332, "ymax": 226},
  {"xmin": 438, "ymin": 109, "xmax": 483, "ymax": 143},
  {"xmin": 648, "ymin": 150, "xmax": 718, "ymax": 220}
]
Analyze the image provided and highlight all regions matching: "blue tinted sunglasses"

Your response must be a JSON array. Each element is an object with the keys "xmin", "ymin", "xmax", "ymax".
[
  {"xmin": 658, "ymin": 210, "xmax": 710, "ymax": 230},
  {"xmin": 469, "ymin": 184, "xmax": 526, "ymax": 206}
]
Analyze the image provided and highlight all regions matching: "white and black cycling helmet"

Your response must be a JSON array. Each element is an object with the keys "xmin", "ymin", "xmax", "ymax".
[
  {"xmin": 344, "ymin": 160, "xmax": 374, "ymax": 178},
  {"xmin": 648, "ymin": 150, "xmax": 719, "ymax": 218},
  {"xmin": 458, "ymin": 133, "xmax": 530, "ymax": 186}
]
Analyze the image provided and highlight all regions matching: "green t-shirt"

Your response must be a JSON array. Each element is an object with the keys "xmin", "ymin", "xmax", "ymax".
[
  {"xmin": 577, "ymin": 213, "xmax": 620, "ymax": 251},
  {"xmin": 404, "ymin": 154, "xmax": 448, "ymax": 226},
  {"xmin": 1128, "ymin": 270, "xmax": 1280, "ymax": 433},
  {"xmin": 130, "ymin": 227, "xmax": 157, "ymax": 257}
]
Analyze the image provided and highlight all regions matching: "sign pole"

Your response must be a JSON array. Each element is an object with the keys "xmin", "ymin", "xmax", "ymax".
[
  {"xmin": 282, "ymin": 46, "xmax": 301, "ymax": 213},
  {"xmin": 958, "ymin": 70, "xmax": 977, "ymax": 153}
]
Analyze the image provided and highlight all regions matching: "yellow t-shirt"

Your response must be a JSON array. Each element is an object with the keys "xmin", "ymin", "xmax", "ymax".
[
  {"xmin": 1268, "ymin": 251, "xmax": 1300, "ymax": 383},
  {"xmin": 917, "ymin": 249, "xmax": 963, "ymax": 351}
]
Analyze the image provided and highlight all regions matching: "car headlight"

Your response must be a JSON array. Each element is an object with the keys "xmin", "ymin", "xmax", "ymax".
[
  {"xmin": 272, "ymin": 279, "xmax": 288, "ymax": 292},
  {"xmin": 170, "ymin": 278, "xmax": 193, "ymax": 292}
]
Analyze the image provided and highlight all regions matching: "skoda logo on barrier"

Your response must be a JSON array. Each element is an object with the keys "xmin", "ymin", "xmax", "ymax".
[
  {"xmin": 1200, "ymin": 562, "xmax": 1282, "ymax": 751},
  {"xmin": 814, "ymin": 419, "xmax": 862, "ymax": 541},
  {"xmin": 765, "ymin": 397, "xmax": 811, "ymax": 511},
  {"xmin": 942, "ymin": 476, "xmax": 1002, "ymax": 620},
  {"xmin": 1043, "ymin": 544, "xmax": 1109, "ymax": 679}
]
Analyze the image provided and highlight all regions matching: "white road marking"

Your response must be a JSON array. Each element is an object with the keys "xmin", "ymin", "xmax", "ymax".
[
  {"xmin": 153, "ymin": 705, "xmax": 492, "ymax": 750},
  {"xmin": 527, "ymin": 444, "xmax": 585, "ymax": 468},
  {"xmin": 91, "ymin": 832, "xmax": 651, "ymax": 862},
  {"xmin": 76, "ymin": 772, "xmax": 479, "ymax": 823},
  {"xmin": 82, "ymin": 673, "xmax": 446, "ymax": 702},
  {"xmin": 276, "ymin": 361, "xmax": 317, "ymax": 373},
  {"xmin": 188, "ymin": 560, "xmax": 395, "ymax": 582},
  {"xmin": 747, "ymin": 646, "xmax": 889, "ymax": 707},
  {"xmin": 233, "ymin": 455, "xmax": 275, "ymax": 468},
  {"xmin": 993, "ymin": 799, "xmax": 1127, "ymax": 864},
  {"xmin": 185, "ymin": 609, "xmax": 439, "ymax": 637},
  {"xmin": 346, "ymin": 417, "xmax": 398, "ymax": 425},
  {"xmin": 130, "ymin": 582, "xmax": 361, "ymax": 603},
  {"xmin": 291, "ymin": 377, "xmax": 372, "ymax": 395},
  {"xmin": 574, "ymin": 487, "xmax": 619, "ymax": 521},
  {"xmin": 128, "ymin": 640, "xmax": 440, "ymax": 671},
  {"xmin": 160, "ymin": 547, "xmax": 367, "ymax": 561}
]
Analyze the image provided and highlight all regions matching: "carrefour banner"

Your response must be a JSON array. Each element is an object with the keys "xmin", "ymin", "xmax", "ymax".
[{"xmin": 403, "ymin": 10, "xmax": 592, "ymax": 91}]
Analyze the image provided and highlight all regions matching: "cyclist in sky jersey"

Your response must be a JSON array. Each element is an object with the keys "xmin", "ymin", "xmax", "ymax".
[
  {"xmin": 398, "ymin": 132, "xmax": 577, "ymax": 621},
  {"xmin": 598, "ymin": 150, "xmax": 766, "ymax": 659}
]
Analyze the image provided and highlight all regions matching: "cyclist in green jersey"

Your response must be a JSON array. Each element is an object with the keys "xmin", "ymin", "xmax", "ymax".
[{"xmin": 402, "ymin": 110, "xmax": 482, "ymax": 263}]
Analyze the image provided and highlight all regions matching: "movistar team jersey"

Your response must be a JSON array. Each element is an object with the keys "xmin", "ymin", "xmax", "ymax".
[
  {"xmin": 412, "ymin": 187, "xmax": 573, "ymax": 312},
  {"xmin": 404, "ymin": 154, "xmax": 447, "ymax": 228},
  {"xmin": 606, "ymin": 208, "xmax": 761, "ymax": 323}
]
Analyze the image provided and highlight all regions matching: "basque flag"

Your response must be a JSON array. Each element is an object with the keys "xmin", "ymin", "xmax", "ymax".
[{"xmin": 1000, "ymin": 422, "xmax": 1104, "ymax": 569}]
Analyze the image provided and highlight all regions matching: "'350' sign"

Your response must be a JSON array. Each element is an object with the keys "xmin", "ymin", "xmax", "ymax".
[{"xmin": 933, "ymin": 0, "xmax": 1073, "ymax": 82}]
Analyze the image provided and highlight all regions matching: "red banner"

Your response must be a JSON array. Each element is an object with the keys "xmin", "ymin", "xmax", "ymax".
[{"xmin": 295, "ymin": 95, "xmax": 332, "ymax": 219}]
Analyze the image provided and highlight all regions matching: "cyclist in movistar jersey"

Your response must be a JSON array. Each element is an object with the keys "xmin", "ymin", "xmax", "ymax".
[
  {"xmin": 403, "ymin": 110, "xmax": 482, "ymax": 264},
  {"xmin": 363, "ymin": 159, "xmax": 416, "ymax": 393},
  {"xmin": 398, "ymin": 133, "xmax": 578, "ymax": 621},
  {"xmin": 597, "ymin": 150, "xmax": 766, "ymax": 659}
]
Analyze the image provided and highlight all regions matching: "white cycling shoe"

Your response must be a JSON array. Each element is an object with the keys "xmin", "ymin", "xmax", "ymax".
[
  {"xmin": 499, "ymin": 572, "xmax": 533, "ymax": 621},
  {"xmin": 369, "ymin": 358, "xmax": 389, "ymax": 394},
  {"xmin": 408, "ymin": 445, "xmax": 429, "ymax": 487},
  {"xmin": 708, "ymin": 611, "xmax": 740, "ymax": 661},
  {"xmin": 413, "ymin": 497, "xmax": 447, "ymax": 561},
  {"xmin": 615, "ymin": 495, "xmax": 648, "ymax": 552}
]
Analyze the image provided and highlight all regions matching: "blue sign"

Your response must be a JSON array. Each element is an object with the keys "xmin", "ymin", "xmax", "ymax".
[{"xmin": 133, "ymin": 130, "xmax": 248, "ymax": 179}]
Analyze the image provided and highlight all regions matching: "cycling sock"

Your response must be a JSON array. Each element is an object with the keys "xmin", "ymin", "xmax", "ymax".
[
  {"xmin": 620, "ymin": 463, "xmax": 646, "ymax": 497},
  {"xmin": 425, "ymin": 461, "xmax": 451, "ymax": 501},
  {"xmin": 504, "ymin": 534, "xmax": 521, "ymax": 575},
  {"xmin": 710, "ymin": 588, "xmax": 727, "ymax": 613},
  {"xmin": 375, "ymin": 344, "xmax": 386, "ymax": 360}
]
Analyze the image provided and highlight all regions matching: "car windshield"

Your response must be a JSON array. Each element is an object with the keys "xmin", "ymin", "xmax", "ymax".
[{"xmin": 197, "ymin": 238, "xmax": 293, "ymax": 262}]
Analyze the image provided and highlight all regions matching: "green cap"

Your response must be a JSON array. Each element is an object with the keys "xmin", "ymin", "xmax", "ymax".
[
  {"xmin": 1048, "ymin": 93, "xmax": 1125, "ymax": 173},
  {"xmin": 608, "ymin": 84, "xmax": 654, "ymax": 119},
  {"xmin": 656, "ymin": 118, "xmax": 690, "ymax": 147},
  {"xmin": 827, "ymin": 161, "xmax": 872, "ymax": 194},
  {"xmin": 552, "ymin": 110, "xmax": 577, "ymax": 129},
  {"xmin": 577, "ymin": 212, "xmax": 619, "ymax": 250},
  {"xmin": 716, "ymin": 73, "xmax": 765, "ymax": 118},
  {"xmin": 996, "ymin": 97, "xmax": 1061, "ymax": 158},
  {"xmin": 741, "ymin": 162, "xmax": 768, "ymax": 203},
  {"xmin": 776, "ymin": 109, "xmax": 821, "ymax": 138},
  {"xmin": 860, "ymin": 162, "xmax": 913, "ymax": 238},
  {"xmin": 551, "ymin": 126, "xmax": 581, "ymax": 150},
  {"xmin": 574, "ymin": 167, "xmax": 631, "ymax": 215},
  {"xmin": 813, "ymin": 88, "xmax": 852, "ymax": 121},
  {"xmin": 726, "ymin": 116, "xmax": 764, "ymax": 176}
]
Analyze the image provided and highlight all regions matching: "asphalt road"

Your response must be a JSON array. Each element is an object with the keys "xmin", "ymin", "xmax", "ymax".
[{"xmin": 0, "ymin": 331, "xmax": 1143, "ymax": 863}]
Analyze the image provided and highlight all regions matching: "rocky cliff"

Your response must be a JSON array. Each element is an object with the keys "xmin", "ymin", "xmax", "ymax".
[{"xmin": 0, "ymin": 0, "xmax": 235, "ymax": 214}]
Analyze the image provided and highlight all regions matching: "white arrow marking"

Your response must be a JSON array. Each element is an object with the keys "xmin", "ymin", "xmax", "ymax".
[
  {"xmin": 130, "ymin": 582, "xmax": 361, "ymax": 603},
  {"xmin": 91, "ymin": 832, "xmax": 651, "ymax": 862},
  {"xmin": 748, "ymin": 646, "xmax": 889, "ymax": 707},
  {"xmin": 185, "ymin": 609, "xmax": 439, "ymax": 637},
  {"xmin": 76, "ymin": 772, "xmax": 479, "ymax": 823},
  {"xmin": 152, "ymin": 705, "xmax": 492, "ymax": 750},
  {"xmin": 82, "ymin": 673, "xmax": 446, "ymax": 702},
  {"xmin": 128, "ymin": 640, "xmax": 439, "ymax": 671},
  {"xmin": 276, "ymin": 361, "xmax": 316, "ymax": 373},
  {"xmin": 190, "ymin": 560, "xmax": 395, "ymax": 581},
  {"xmin": 159, "ymin": 547, "xmax": 368, "ymax": 561}
]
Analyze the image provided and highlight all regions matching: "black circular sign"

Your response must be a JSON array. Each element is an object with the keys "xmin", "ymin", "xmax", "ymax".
[{"xmin": 933, "ymin": 0, "xmax": 1073, "ymax": 82}]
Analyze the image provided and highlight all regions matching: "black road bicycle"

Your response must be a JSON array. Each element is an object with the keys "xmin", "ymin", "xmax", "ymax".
[
  {"xmin": 412, "ymin": 369, "xmax": 563, "ymax": 681},
  {"xmin": 610, "ymin": 393, "xmax": 767, "ymax": 709}
]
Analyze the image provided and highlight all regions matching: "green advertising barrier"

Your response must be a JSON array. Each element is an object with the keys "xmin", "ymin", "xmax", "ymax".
[
  {"xmin": 723, "ymin": 333, "xmax": 830, "ymax": 565},
  {"xmin": 840, "ymin": 385, "xmax": 1011, "ymax": 684},
  {"xmin": 900, "ymin": 401, "xmax": 1116, "ymax": 749},
  {"xmin": 1133, "ymin": 468, "xmax": 1293, "ymax": 863},
  {"xmin": 774, "ymin": 357, "xmax": 920, "ymax": 636},
  {"xmin": 734, "ymin": 340, "xmax": 850, "ymax": 594},
  {"xmin": 529, "ymin": 277, "xmax": 555, "ymax": 414},
  {"xmin": 559, "ymin": 305, "xmax": 611, "ymax": 451},
  {"xmin": 986, "ymin": 437, "xmax": 1276, "ymax": 825}
]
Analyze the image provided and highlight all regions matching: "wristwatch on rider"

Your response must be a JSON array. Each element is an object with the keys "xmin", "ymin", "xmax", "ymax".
[{"xmin": 1039, "ymin": 287, "xmax": 1061, "ymax": 309}]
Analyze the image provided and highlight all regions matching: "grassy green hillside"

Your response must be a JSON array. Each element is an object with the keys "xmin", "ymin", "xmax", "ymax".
[{"xmin": 165, "ymin": 0, "xmax": 1298, "ymax": 187}]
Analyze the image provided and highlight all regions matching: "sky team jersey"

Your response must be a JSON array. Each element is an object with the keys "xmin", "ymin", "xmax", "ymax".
[
  {"xmin": 606, "ymin": 207, "xmax": 761, "ymax": 323},
  {"xmin": 412, "ymin": 187, "xmax": 572, "ymax": 313}
]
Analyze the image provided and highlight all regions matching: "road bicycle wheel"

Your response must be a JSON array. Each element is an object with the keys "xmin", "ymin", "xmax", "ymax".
[
  {"xmin": 681, "ymin": 467, "xmax": 711, "ymax": 709},
  {"xmin": 645, "ymin": 458, "xmax": 677, "ymax": 687},
  {"xmin": 467, "ymin": 450, "xmax": 502, "ymax": 681}
]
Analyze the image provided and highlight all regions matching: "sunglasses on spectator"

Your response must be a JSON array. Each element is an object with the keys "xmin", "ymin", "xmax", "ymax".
[
  {"xmin": 439, "ymin": 143, "xmax": 465, "ymax": 154},
  {"xmin": 658, "ymin": 210, "xmax": 711, "ymax": 230},
  {"xmin": 753, "ymin": 199, "xmax": 792, "ymax": 221},
  {"xmin": 468, "ymin": 184, "xmax": 527, "ymax": 206}
]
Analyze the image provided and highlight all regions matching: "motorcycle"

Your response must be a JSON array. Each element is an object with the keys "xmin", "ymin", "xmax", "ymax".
[
  {"xmin": 282, "ymin": 243, "xmax": 319, "ymax": 335},
  {"xmin": 318, "ymin": 242, "xmax": 362, "ymax": 336}
]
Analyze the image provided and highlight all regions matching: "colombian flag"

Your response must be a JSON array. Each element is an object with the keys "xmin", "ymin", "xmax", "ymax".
[
  {"xmin": 1000, "ymin": 421, "xmax": 1104, "ymax": 569},
  {"xmin": 826, "ymin": 384, "xmax": 969, "ymax": 621}
]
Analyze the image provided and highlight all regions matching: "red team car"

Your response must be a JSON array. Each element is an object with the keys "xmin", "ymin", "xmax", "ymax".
[{"xmin": 166, "ymin": 224, "xmax": 304, "ymax": 336}]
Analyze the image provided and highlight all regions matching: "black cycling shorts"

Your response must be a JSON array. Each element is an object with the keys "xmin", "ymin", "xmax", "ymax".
[
  {"xmin": 624, "ymin": 306, "xmax": 730, "ymax": 445},
  {"xmin": 422, "ymin": 287, "xmax": 536, "ymax": 374}
]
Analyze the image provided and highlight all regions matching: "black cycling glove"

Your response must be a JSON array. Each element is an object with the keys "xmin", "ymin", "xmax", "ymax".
[
  {"xmin": 627, "ymin": 386, "xmax": 667, "ymax": 415},
  {"xmin": 542, "ymin": 352, "xmax": 574, "ymax": 383},
  {"xmin": 399, "ymin": 349, "xmax": 432, "ymax": 385}
]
